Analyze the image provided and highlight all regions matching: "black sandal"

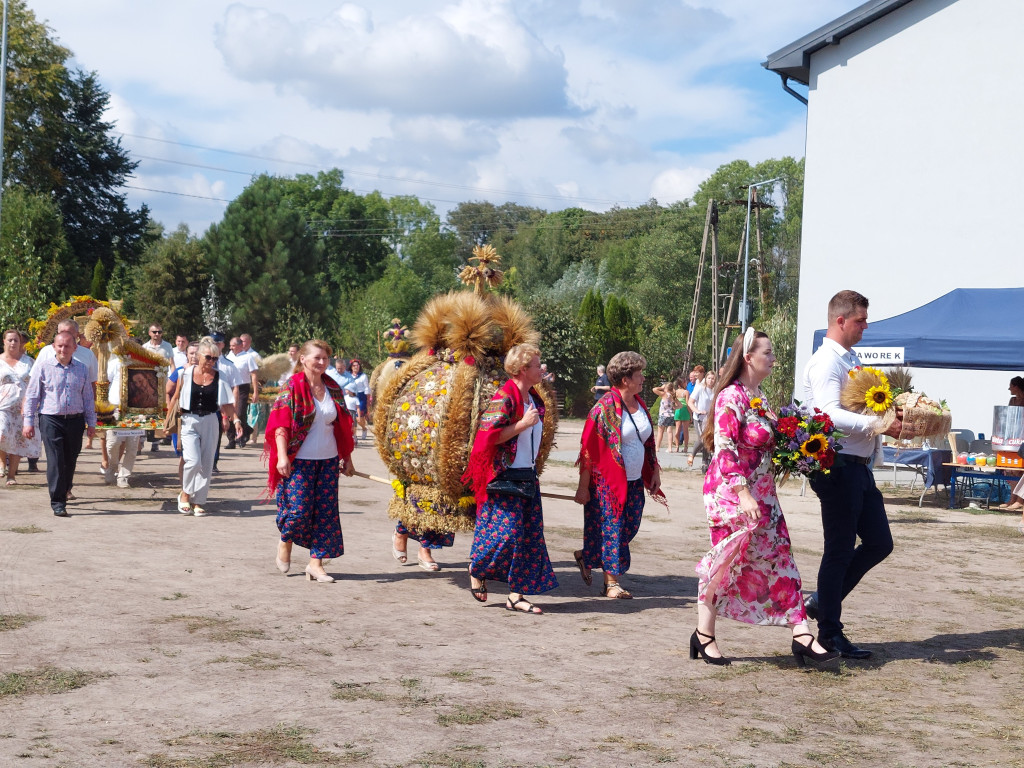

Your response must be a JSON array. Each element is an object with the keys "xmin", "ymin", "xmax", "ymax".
[
  {"xmin": 573, "ymin": 550, "xmax": 592, "ymax": 586},
  {"xmin": 505, "ymin": 597, "xmax": 542, "ymax": 614},
  {"xmin": 468, "ymin": 568, "xmax": 487, "ymax": 603}
]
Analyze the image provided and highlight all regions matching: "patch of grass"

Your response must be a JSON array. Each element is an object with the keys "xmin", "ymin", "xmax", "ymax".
[
  {"xmin": 157, "ymin": 615, "xmax": 265, "ymax": 642},
  {"xmin": 6, "ymin": 524, "xmax": 49, "ymax": 534},
  {"xmin": 416, "ymin": 745, "xmax": 487, "ymax": 768},
  {"xmin": 740, "ymin": 725, "xmax": 801, "ymax": 745},
  {"xmin": 436, "ymin": 702, "xmax": 523, "ymax": 727},
  {"xmin": 0, "ymin": 614, "xmax": 41, "ymax": 632},
  {"xmin": 142, "ymin": 724, "xmax": 350, "ymax": 766},
  {"xmin": 209, "ymin": 652, "xmax": 290, "ymax": 670},
  {"xmin": 446, "ymin": 669, "xmax": 474, "ymax": 681},
  {"xmin": 0, "ymin": 667, "xmax": 108, "ymax": 698},
  {"xmin": 330, "ymin": 681, "xmax": 387, "ymax": 702},
  {"xmin": 161, "ymin": 592, "xmax": 189, "ymax": 601}
]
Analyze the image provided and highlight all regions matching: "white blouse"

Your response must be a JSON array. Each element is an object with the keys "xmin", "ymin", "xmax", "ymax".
[
  {"xmin": 620, "ymin": 404, "xmax": 652, "ymax": 481},
  {"xmin": 509, "ymin": 395, "xmax": 543, "ymax": 469},
  {"xmin": 295, "ymin": 391, "xmax": 339, "ymax": 460}
]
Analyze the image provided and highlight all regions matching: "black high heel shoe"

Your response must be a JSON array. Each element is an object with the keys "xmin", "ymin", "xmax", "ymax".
[
  {"xmin": 689, "ymin": 629, "xmax": 731, "ymax": 666},
  {"xmin": 791, "ymin": 632, "xmax": 840, "ymax": 667}
]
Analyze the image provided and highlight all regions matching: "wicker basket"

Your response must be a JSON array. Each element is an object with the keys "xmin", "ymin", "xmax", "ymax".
[{"xmin": 893, "ymin": 392, "xmax": 952, "ymax": 439}]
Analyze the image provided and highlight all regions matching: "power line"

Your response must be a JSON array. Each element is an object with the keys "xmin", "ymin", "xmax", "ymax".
[{"xmin": 118, "ymin": 130, "xmax": 632, "ymax": 207}]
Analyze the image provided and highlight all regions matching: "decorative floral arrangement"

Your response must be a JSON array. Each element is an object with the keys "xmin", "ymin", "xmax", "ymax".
[
  {"xmin": 26, "ymin": 295, "xmax": 133, "ymax": 356},
  {"xmin": 382, "ymin": 319, "xmax": 412, "ymax": 358},
  {"xmin": 771, "ymin": 401, "xmax": 844, "ymax": 480},
  {"xmin": 113, "ymin": 413, "xmax": 163, "ymax": 430},
  {"xmin": 842, "ymin": 366, "xmax": 893, "ymax": 413}
]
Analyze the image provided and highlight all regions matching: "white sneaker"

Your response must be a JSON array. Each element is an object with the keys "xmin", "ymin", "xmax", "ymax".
[{"xmin": 117, "ymin": 477, "xmax": 129, "ymax": 488}]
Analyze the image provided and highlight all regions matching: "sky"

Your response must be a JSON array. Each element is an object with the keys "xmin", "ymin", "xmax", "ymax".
[{"xmin": 25, "ymin": 0, "xmax": 858, "ymax": 235}]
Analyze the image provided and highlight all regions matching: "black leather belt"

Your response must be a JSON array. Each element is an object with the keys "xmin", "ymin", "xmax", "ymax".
[
  {"xmin": 838, "ymin": 453, "xmax": 873, "ymax": 466},
  {"xmin": 42, "ymin": 412, "xmax": 83, "ymax": 420}
]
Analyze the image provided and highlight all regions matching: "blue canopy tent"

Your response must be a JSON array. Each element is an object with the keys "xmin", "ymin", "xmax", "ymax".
[{"xmin": 812, "ymin": 288, "xmax": 1024, "ymax": 371}]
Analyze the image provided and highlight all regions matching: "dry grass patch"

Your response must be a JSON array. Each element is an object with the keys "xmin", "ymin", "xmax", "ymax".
[
  {"xmin": 0, "ymin": 613, "xmax": 41, "ymax": 632},
  {"xmin": 0, "ymin": 667, "xmax": 108, "ymax": 698},
  {"xmin": 141, "ymin": 724, "xmax": 358, "ymax": 767},
  {"xmin": 436, "ymin": 701, "xmax": 523, "ymax": 727},
  {"xmin": 5, "ymin": 524, "xmax": 49, "ymax": 534},
  {"xmin": 157, "ymin": 614, "xmax": 265, "ymax": 642},
  {"xmin": 330, "ymin": 681, "xmax": 387, "ymax": 702},
  {"xmin": 209, "ymin": 652, "xmax": 291, "ymax": 670}
]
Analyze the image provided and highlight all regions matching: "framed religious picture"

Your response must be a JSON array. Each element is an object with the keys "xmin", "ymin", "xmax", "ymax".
[{"xmin": 121, "ymin": 362, "xmax": 167, "ymax": 416}]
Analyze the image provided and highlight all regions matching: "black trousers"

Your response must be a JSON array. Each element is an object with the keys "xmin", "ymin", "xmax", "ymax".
[
  {"xmin": 809, "ymin": 461, "xmax": 894, "ymax": 637},
  {"xmin": 226, "ymin": 384, "xmax": 252, "ymax": 444},
  {"xmin": 40, "ymin": 414, "xmax": 86, "ymax": 506}
]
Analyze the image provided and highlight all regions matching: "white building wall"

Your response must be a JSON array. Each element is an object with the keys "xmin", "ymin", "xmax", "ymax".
[{"xmin": 794, "ymin": 0, "xmax": 1024, "ymax": 437}]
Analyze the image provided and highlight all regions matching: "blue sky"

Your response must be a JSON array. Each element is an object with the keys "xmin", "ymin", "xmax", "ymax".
[{"xmin": 26, "ymin": 0, "xmax": 857, "ymax": 234}]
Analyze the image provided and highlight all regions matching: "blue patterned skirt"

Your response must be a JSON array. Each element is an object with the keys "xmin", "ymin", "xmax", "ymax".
[
  {"xmin": 276, "ymin": 457, "xmax": 344, "ymax": 559},
  {"xmin": 581, "ymin": 478, "xmax": 645, "ymax": 576},
  {"xmin": 469, "ymin": 483, "xmax": 557, "ymax": 595}
]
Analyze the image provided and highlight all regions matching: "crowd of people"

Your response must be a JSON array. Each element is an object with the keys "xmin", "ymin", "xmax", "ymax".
[{"xmin": 6, "ymin": 288, "xmax": 1018, "ymax": 669}]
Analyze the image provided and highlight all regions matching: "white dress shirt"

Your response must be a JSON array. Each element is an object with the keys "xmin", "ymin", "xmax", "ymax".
[
  {"xmin": 620, "ymin": 404, "xmax": 653, "ymax": 481},
  {"xmin": 802, "ymin": 337, "xmax": 882, "ymax": 459}
]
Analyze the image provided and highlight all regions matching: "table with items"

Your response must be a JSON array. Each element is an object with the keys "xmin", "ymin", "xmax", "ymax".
[
  {"xmin": 941, "ymin": 462, "xmax": 1023, "ymax": 509},
  {"xmin": 880, "ymin": 446, "xmax": 953, "ymax": 507}
]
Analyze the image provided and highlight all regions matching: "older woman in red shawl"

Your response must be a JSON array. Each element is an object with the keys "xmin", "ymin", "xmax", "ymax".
[
  {"xmin": 574, "ymin": 351, "xmax": 665, "ymax": 599},
  {"xmin": 462, "ymin": 343, "xmax": 557, "ymax": 614},
  {"xmin": 265, "ymin": 340, "xmax": 355, "ymax": 583}
]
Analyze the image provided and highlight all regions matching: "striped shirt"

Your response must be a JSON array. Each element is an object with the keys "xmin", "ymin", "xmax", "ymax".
[{"xmin": 23, "ymin": 355, "xmax": 97, "ymax": 427}]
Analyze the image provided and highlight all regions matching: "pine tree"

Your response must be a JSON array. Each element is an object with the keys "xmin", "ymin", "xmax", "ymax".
[
  {"xmin": 578, "ymin": 289, "xmax": 608, "ymax": 365},
  {"xmin": 89, "ymin": 258, "xmax": 107, "ymax": 299},
  {"xmin": 203, "ymin": 175, "xmax": 329, "ymax": 346},
  {"xmin": 604, "ymin": 295, "xmax": 638, "ymax": 358}
]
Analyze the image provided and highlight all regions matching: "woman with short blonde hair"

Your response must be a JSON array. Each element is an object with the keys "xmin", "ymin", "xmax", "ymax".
[
  {"xmin": 463, "ymin": 343, "xmax": 556, "ymax": 613},
  {"xmin": 504, "ymin": 343, "xmax": 540, "ymax": 377}
]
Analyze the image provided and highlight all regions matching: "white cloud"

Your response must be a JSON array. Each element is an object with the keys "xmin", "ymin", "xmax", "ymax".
[
  {"xmin": 649, "ymin": 167, "xmax": 713, "ymax": 206},
  {"xmin": 214, "ymin": 0, "xmax": 573, "ymax": 117}
]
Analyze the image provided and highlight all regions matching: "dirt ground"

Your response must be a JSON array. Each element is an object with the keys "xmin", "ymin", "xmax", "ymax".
[{"xmin": 2, "ymin": 423, "xmax": 1023, "ymax": 768}]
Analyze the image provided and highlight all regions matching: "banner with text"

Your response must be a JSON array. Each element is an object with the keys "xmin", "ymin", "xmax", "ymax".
[{"xmin": 852, "ymin": 347, "xmax": 905, "ymax": 366}]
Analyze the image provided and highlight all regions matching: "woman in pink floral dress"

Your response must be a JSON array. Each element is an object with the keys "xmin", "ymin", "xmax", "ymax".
[{"xmin": 692, "ymin": 329, "xmax": 837, "ymax": 668}]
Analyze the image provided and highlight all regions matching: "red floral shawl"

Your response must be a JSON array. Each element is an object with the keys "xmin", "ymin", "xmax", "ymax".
[
  {"xmin": 263, "ymin": 371, "xmax": 354, "ymax": 495},
  {"xmin": 577, "ymin": 389, "xmax": 666, "ymax": 518},
  {"xmin": 462, "ymin": 378, "xmax": 544, "ymax": 508}
]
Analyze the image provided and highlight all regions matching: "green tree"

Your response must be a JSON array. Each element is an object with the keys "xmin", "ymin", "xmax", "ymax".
[
  {"xmin": 446, "ymin": 201, "xmax": 544, "ymax": 263},
  {"xmin": 133, "ymin": 225, "xmax": 209, "ymax": 338},
  {"xmin": 281, "ymin": 170, "xmax": 390, "ymax": 297},
  {"xmin": 89, "ymin": 257, "xmax": 107, "ymax": 300},
  {"xmin": 2, "ymin": 3, "xmax": 151, "ymax": 291},
  {"xmin": 525, "ymin": 297, "xmax": 592, "ymax": 415},
  {"xmin": 204, "ymin": 175, "xmax": 329, "ymax": 346},
  {"xmin": 0, "ymin": 188, "xmax": 69, "ymax": 331},
  {"xmin": 604, "ymin": 294, "xmax": 637, "ymax": 358},
  {"xmin": 385, "ymin": 195, "xmax": 459, "ymax": 295},
  {"xmin": 578, "ymin": 288, "xmax": 608, "ymax": 365}
]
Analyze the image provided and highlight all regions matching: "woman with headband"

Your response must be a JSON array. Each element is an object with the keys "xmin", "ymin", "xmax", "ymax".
[{"xmin": 690, "ymin": 327, "xmax": 837, "ymax": 668}]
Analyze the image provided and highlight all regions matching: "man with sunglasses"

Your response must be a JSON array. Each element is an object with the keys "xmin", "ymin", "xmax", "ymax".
[{"xmin": 142, "ymin": 325, "xmax": 174, "ymax": 361}]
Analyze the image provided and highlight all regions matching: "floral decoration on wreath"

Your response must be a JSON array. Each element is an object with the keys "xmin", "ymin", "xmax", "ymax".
[
  {"xmin": 771, "ymin": 401, "xmax": 844, "ymax": 481},
  {"xmin": 26, "ymin": 295, "xmax": 133, "ymax": 356}
]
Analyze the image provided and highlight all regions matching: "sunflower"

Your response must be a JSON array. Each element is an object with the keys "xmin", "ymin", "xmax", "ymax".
[
  {"xmin": 864, "ymin": 384, "xmax": 893, "ymax": 413},
  {"xmin": 800, "ymin": 434, "xmax": 827, "ymax": 457},
  {"xmin": 749, "ymin": 397, "xmax": 763, "ymax": 410},
  {"xmin": 390, "ymin": 479, "xmax": 405, "ymax": 499}
]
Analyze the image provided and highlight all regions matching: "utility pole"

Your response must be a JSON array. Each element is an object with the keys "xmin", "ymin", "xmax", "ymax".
[
  {"xmin": 0, "ymin": 0, "xmax": 9, "ymax": 238},
  {"xmin": 740, "ymin": 178, "xmax": 779, "ymax": 331}
]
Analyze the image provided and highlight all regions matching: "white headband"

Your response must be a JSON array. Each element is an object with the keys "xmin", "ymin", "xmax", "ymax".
[{"xmin": 742, "ymin": 326, "xmax": 756, "ymax": 355}]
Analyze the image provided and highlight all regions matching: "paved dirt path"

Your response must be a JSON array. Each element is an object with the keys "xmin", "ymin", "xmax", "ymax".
[{"xmin": 2, "ymin": 426, "xmax": 1023, "ymax": 767}]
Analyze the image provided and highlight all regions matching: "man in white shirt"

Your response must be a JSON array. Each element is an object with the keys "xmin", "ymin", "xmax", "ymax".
[
  {"xmin": 142, "ymin": 324, "xmax": 174, "ymax": 361},
  {"xmin": 209, "ymin": 332, "xmax": 242, "ymax": 458},
  {"xmin": 802, "ymin": 290, "xmax": 904, "ymax": 660},
  {"xmin": 36, "ymin": 320, "xmax": 99, "ymax": 386},
  {"xmin": 227, "ymin": 335, "xmax": 259, "ymax": 447},
  {"xmin": 171, "ymin": 334, "xmax": 190, "ymax": 369}
]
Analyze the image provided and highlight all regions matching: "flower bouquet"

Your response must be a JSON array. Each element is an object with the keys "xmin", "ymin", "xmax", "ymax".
[
  {"xmin": 840, "ymin": 366, "xmax": 897, "ymax": 434},
  {"xmin": 115, "ymin": 413, "xmax": 163, "ymax": 431},
  {"xmin": 772, "ymin": 401, "xmax": 844, "ymax": 481}
]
